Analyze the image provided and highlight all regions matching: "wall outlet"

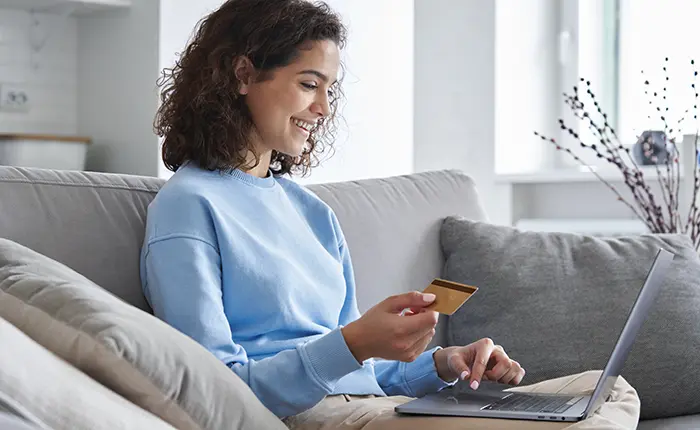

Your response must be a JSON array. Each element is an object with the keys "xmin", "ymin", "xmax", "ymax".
[{"xmin": 0, "ymin": 84, "xmax": 31, "ymax": 113}]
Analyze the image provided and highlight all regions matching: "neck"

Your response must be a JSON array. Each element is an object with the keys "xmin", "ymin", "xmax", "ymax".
[{"xmin": 243, "ymin": 149, "xmax": 272, "ymax": 178}]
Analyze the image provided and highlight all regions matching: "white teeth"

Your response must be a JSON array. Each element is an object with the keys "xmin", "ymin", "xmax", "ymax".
[{"xmin": 293, "ymin": 118, "xmax": 314, "ymax": 132}]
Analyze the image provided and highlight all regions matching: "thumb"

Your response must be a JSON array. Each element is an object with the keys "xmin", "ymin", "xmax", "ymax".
[{"xmin": 383, "ymin": 291, "xmax": 436, "ymax": 313}]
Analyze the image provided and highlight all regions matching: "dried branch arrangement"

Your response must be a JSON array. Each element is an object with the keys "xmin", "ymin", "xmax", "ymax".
[{"xmin": 535, "ymin": 58, "xmax": 700, "ymax": 249}]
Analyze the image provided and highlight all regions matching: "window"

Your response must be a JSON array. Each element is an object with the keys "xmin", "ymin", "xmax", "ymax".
[
  {"xmin": 616, "ymin": 0, "xmax": 700, "ymax": 145},
  {"xmin": 557, "ymin": 0, "xmax": 699, "ymax": 168},
  {"xmin": 496, "ymin": 0, "xmax": 700, "ymax": 174},
  {"xmin": 557, "ymin": 0, "xmax": 619, "ymax": 169}
]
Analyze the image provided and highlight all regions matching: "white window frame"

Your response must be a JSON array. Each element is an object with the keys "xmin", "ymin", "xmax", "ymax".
[{"xmin": 556, "ymin": 0, "xmax": 620, "ymax": 169}]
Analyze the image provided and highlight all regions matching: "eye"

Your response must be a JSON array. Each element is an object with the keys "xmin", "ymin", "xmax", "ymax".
[{"xmin": 301, "ymin": 82, "xmax": 317, "ymax": 90}]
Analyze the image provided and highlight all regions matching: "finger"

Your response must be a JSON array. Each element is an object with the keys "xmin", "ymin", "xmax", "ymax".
[
  {"xmin": 401, "ymin": 306, "xmax": 433, "ymax": 317},
  {"xmin": 412, "ymin": 319, "xmax": 438, "ymax": 346},
  {"xmin": 501, "ymin": 361, "xmax": 525, "ymax": 385},
  {"xmin": 398, "ymin": 310, "xmax": 439, "ymax": 335},
  {"xmin": 486, "ymin": 345, "xmax": 505, "ymax": 370},
  {"xmin": 416, "ymin": 327, "xmax": 435, "ymax": 350},
  {"xmin": 446, "ymin": 351, "xmax": 471, "ymax": 381},
  {"xmin": 469, "ymin": 338, "xmax": 495, "ymax": 390},
  {"xmin": 402, "ymin": 307, "xmax": 425, "ymax": 315},
  {"xmin": 484, "ymin": 351, "xmax": 512, "ymax": 382},
  {"xmin": 405, "ymin": 327, "xmax": 435, "ymax": 361},
  {"xmin": 384, "ymin": 291, "xmax": 436, "ymax": 314}
]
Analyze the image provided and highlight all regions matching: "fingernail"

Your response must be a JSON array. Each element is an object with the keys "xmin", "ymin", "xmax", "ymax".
[
  {"xmin": 460, "ymin": 370, "xmax": 470, "ymax": 380},
  {"xmin": 470, "ymin": 380, "xmax": 479, "ymax": 390},
  {"xmin": 422, "ymin": 293, "xmax": 436, "ymax": 303}
]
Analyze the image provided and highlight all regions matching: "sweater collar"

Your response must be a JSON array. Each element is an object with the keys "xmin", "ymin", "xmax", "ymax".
[{"xmin": 229, "ymin": 168, "xmax": 277, "ymax": 188}]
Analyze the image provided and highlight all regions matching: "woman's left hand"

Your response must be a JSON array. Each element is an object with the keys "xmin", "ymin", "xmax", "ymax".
[{"xmin": 432, "ymin": 338, "xmax": 525, "ymax": 390}]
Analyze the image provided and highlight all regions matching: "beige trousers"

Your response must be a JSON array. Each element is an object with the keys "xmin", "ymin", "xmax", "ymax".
[{"xmin": 283, "ymin": 371, "xmax": 640, "ymax": 430}]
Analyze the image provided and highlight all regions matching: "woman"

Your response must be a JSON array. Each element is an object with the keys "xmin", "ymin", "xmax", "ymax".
[{"xmin": 141, "ymin": 0, "xmax": 640, "ymax": 428}]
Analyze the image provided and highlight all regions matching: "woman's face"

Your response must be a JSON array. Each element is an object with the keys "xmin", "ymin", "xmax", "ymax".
[{"xmin": 241, "ymin": 40, "xmax": 340, "ymax": 158}]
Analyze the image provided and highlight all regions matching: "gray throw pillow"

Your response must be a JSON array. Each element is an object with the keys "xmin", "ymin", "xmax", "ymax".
[{"xmin": 441, "ymin": 217, "xmax": 700, "ymax": 420}]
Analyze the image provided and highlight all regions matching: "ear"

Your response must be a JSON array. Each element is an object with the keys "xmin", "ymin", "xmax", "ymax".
[{"xmin": 233, "ymin": 56, "xmax": 255, "ymax": 96}]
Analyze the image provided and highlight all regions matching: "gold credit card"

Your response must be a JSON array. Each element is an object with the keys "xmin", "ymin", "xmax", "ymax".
[{"xmin": 423, "ymin": 278, "xmax": 478, "ymax": 315}]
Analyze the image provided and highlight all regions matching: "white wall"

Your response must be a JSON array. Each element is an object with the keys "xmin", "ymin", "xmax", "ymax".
[
  {"xmin": 296, "ymin": 0, "xmax": 414, "ymax": 185},
  {"xmin": 0, "ymin": 9, "xmax": 77, "ymax": 135},
  {"xmin": 77, "ymin": 3, "xmax": 160, "ymax": 176},
  {"xmin": 413, "ymin": 0, "xmax": 512, "ymax": 225}
]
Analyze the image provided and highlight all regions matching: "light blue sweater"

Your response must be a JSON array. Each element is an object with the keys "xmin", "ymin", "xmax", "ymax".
[{"xmin": 140, "ymin": 163, "xmax": 452, "ymax": 417}]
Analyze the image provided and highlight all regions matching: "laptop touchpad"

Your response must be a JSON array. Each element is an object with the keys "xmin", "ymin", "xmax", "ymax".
[{"xmin": 438, "ymin": 390, "xmax": 506, "ymax": 406}]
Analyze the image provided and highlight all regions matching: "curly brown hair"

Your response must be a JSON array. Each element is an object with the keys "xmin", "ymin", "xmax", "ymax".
[{"xmin": 154, "ymin": 0, "xmax": 347, "ymax": 176}]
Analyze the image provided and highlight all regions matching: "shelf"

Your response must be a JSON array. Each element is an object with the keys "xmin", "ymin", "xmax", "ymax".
[
  {"xmin": 496, "ymin": 165, "xmax": 686, "ymax": 184},
  {"xmin": 514, "ymin": 218, "xmax": 649, "ymax": 236},
  {"xmin": 0, "ymin": 0, "xmax": 130, "ymax": 15}
]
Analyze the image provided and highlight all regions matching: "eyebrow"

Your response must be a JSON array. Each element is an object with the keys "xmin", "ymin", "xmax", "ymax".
[{"xmin": 298, "ymin": 69, "xmax": 331, "ymax": 83}]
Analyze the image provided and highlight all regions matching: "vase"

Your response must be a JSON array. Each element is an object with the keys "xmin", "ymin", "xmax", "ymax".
[{"xmin": 633, "ymin": 130, "xmax": 670, "ymax": 165}]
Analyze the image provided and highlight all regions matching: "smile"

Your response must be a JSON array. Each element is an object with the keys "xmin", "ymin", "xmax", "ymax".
[{"xmin": 292, "ymin": 118, "xmax": 315, "ymax": 133}]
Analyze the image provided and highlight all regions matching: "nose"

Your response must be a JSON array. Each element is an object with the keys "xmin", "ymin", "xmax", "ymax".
[{"xmin": 310, "ymin": 91, "xmax": 331, "ymax": 118}]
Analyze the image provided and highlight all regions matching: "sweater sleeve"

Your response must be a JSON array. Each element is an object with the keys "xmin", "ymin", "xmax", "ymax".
[
  {"xmin": 141, "ymin": 235, "xmax": 362, "ymax": 418},
  {"xmin": 334, "ymin": 219, "xmax": 455, "ymax": 397}
]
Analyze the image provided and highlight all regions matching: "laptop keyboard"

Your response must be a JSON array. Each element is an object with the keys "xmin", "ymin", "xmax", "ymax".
[{"xmin": 483, "ymin": 393, "xmax": 577, "ymax": 414}]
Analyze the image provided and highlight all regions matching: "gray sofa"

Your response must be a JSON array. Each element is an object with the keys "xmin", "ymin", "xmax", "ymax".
[{"xmin": 0, "ymin": 165, "xmax": 696, "ymax": 429}]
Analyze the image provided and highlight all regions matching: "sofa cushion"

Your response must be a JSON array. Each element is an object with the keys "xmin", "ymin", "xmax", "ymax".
[
  {"xmin": 0, "ymin": 316, "xmax": 176, "ymax": 430},
  {"xmin": 308, "ymin": 169, "xmax": 488, "ymax": 347},
  {"xmin": 0, "ymin": 239, "xmax": 286, "ymax": 430},
  {"xmin": 440, "ymin": 217, "xmax": 700, "ymax": 420}
]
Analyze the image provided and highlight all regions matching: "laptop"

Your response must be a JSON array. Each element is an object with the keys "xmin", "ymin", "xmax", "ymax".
[{"xmin": 395, "ymin": 247, "xmax": 674, "ymax": 423}]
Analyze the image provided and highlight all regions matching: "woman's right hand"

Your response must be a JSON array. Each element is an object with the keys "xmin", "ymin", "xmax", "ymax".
[{"xmin": 341, "ymin": 291, "xmax": 439, "ymax": 363}]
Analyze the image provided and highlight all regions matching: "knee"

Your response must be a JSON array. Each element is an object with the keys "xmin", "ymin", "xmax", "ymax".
[
  {"xmin": 582, "ymin": 371, "xmax": 636, "ymax": 395},
  {"xmin": 577, "ymin": 369, "xmax": 604, "ymax": 387},
  {"xmin": 581, "ymin": 370, "xmax": 603, "ymax": 379},
  {"xmin": 595, "ymin": 373, "xmax": 640, "ymax": 405},
  {"xmin": 615, "ymin": 374, "xmax": 633, "ymax": 388},
  {"xmin": 613, "ymin": 374, "xmax": 639, "ymax": 398}
]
